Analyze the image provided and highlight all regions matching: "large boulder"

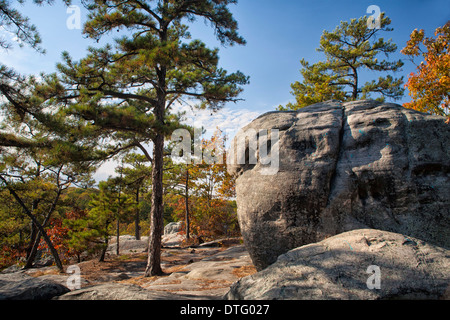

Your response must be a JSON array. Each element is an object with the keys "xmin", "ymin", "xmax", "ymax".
[
  {"xmin": 0, "ymin": 273, "xmax": 70, "ymax": 300},
  {"xmin": 162, "ymin": 221, "xmax": 185, "ymax": 247},
  {"xmin": 228, "ymin": 100, "xmax": 450, "ymax": 270},
  {"xmin": 225, "ymin": 229, "xmax": 450, "ymax": 300},
  {"xmin": 164, "ymin": 221, "xmax": 183, "ymax": 235},
  {"xmin": 107, "ymin": 235, "xmax": 149, "ymax": 254}
]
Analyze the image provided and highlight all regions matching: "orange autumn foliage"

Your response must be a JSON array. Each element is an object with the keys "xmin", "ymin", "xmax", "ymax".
[
  {"xmin": 402, "ymin": 22, "xmax": 450, "ymax": 123},
  {"xmin": 38, "ymin": 209, "xmax": 87, "ymax": 262},
  {"xmin": 167, "ymin": 132, "xmax": 239, "ymax": 241}
]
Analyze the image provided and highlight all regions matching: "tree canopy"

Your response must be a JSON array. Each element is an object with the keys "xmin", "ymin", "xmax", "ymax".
[{"xmin": 401, "ymin": 21, "xmax": 450, "ymax": 122}]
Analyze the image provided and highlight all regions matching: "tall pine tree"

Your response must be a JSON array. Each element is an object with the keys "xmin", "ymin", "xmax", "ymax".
[{"xmin": 50, "ymin": 0, "xmax": 248, "ymax": 275}]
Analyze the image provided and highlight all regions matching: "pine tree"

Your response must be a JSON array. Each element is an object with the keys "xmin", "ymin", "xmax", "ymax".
[
  {"xmin": 120, "ymin": 153, "xmax": 152, "ymax": 240},
  {"xmin": 280, "ymin": 14, "xmax": 404, "ymax": 110},
  {"xmin": 67, "ymin": 178, "xmax": 134, "ymax": 262},
  {"xmin": 49, "ymin": 0, "xmax": 248, "ymax": 275}
]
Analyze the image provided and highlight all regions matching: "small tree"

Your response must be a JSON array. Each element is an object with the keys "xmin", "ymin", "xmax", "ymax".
[
  {"xmin": 68, "ymin": 179, "xmax": 134, "ymax": 262},
  {"xmin": 120, "ymin": 153, "xmax": 152, "ymax": 240},
  {"xmin": 168, "ymin": 131, "xmax": 238, "ymax": 241},
  {"xmin": 280, "ymin": 14, "xmax": 404, "ymax": 110},
  {"xmin": 401, "ymin": 22, "xmax": 450, "ymax": 122}
]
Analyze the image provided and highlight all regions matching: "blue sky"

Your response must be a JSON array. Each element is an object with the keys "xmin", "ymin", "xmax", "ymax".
[
  {"xmin": 1, "ymin": 0, "xmax": 449, "ymax": 179},
  {"xmin": 2, "ymin": 0, "xmax": 449, "ymax": 115}
]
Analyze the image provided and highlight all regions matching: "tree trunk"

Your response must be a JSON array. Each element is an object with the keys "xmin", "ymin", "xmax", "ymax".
[
  {"xmin": 21, "ymin": 216, "xmax": 63, "ymax": 271},
  {"xmin": 185, "ymin": 168, "xmax": 190, "ymax": 240},
  {"xmin": 99, "ymin": 236, "xmax": 108, "ymax": 262},
  {"xmin": 26, "ymin": 223, "xmax": 38, "ymax": 260},
  {"xmin": 145, "ymin": 23, "xmax": 167, "ymax": 277},
  {"xmin": 24, "ymin": 215, "xmax": 63, "ymax": 271},
  {"xmin": 0, "ymin": 176, "xmax": 64, "ymax": 272},
  {"xmin": 135, "ymin": 186, "xmax": 140, "ymax": 240},
  {"xmin": 24, "ymin": 232, "xmax": 41, "ymax": 269},
  {"xmin": 352, "ymin": 66, "xmax": 359, "ymax": 100},
  {"xmin": 144, "ymin": 132, "xmax": 165, "ymax": 276},
  {"xmin": 24, "ymin": 203, "xmax": 56, "ymax": 269},
  {"xmin": 116, "ymin": 218, "xmax": 120, "ymax": 256},
  {"xmin": 25, "ymin": 199, "xmax": 39, "ymax": 259}
]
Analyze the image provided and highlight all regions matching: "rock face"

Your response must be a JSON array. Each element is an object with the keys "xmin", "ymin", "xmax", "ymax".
[
  {"xmin": 225, "ymin": 229, "xmax": 450, "ymax": 300},
  {"xmin": 228, "ymin": 100, "xmax": 450, "ymax": 270},
  {"xmin": 0, "ymin": 273, "xmax": 70, "ymax": 300},
  {"xmin": 162, "ymin": 221, "xmax": 185, "ymax": 247}
]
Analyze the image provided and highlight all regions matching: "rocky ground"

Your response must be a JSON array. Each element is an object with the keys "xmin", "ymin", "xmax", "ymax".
[
  {"xmin": 0, "ymin": 235, "xmax": 257, "ymax": 300},
  {"xmin": 1, "ymin": 230, "xmax": 448, "ymax": 300}
]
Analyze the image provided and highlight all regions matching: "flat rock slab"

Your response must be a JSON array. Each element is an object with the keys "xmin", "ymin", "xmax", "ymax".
[
  {"xmin": 55, "ymin": 283, "xmax": 202, "ymax": 300},
  {"xmin": 107, "ymin": 236, "xmax": 149, "ymax": 254},
  {"xmin": 55, "ymin": 245, "xmax": 256, "ymax": 300},
  {"xmin": 225, "ymin": 229, "xmax": 450, "ymax": 300},
  {"xmin": 142, "ymin": 245, "xmax": 255, "ymax": 299}
]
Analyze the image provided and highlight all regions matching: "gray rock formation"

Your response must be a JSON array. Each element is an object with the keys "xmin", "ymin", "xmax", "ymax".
[
  {"xmin": 107, "ymin": 235, "xmax": 149, "ymax": 254},
  {"xmin": 0, "ymin": 273, "xmax": 70, "ymax": 300},
  {"xmin": 228, "ymin": 100, "xmax": 450, "ymax": 270},
  {"xmin": 162, "ymin": 222, "xmax": 184, "ymax": 247},
  {"xmin": 225, "ymin": 229, "xmax": 450, "ymax": 300},
  {"xmin": 164, "ymin": 221, "xmax": 183, "ymax": 235}
]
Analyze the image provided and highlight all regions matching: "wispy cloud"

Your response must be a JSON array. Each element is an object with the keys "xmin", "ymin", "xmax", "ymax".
[
  {"xmin": 0, "ymin": 46, "xmax": 49, "ymax": 75},
  {"xmin": 173, "ymin": 104, "xmax": 262, "ymax": 142},
  {"xmin": 93, "ymin": 105, "xmax": 262, "ymax": 182}
]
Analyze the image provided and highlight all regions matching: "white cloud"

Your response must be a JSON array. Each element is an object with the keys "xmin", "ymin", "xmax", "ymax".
[
  {"xmin": 94, "ymin": 159, "xmax": 119, "ymax": 182},
  {"xmin": 173, "ymin": 104, "xmax": 262, "ymax": 143},
  {"xmin": 92, "ymin": 105, "xmax": 262, "ymax": 182},
  {"xmin": 0, "ymin": 46, "xmax": 48, "ymax": 75}
]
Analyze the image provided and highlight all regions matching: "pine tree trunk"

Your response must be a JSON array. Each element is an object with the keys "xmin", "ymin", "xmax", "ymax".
[
  {"xmin": 145, "ymin": 132, "xmax": 165, "ymax": 276},
  {"xmin": 135, "ymin": 187, "xmax": 140, "ymax": 240},
  {"xmin": 24, "ymin": 217, "xmax": 63, "ymax": 271},
  {"xmin": 352, "ymin": 66, "xmax": 359, "ymax": 100},
  {"xmin": 185, "ymin": 168, "xmax": 190, "ymax": 240},
  {"xmin": 25, "ymin": 199, "xmax": 39, "ymax": 259},
  {"xmin": 145, "ymin": 24, "xmax": 167, "ymax": 277},
  {"xmin": 26, "ymin": 223, "xmax": 37, "ymax": 260},
  {"xmin": 24, "ymin": 233, "xmax": 41, "ymax": 269},
  {"xmin": 116, "ymin": 218, "xmax": 120, "ymax": 256},
  {"xmin": 99, "ymin": 237, "xmax": 108, "ymax": 262}
]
